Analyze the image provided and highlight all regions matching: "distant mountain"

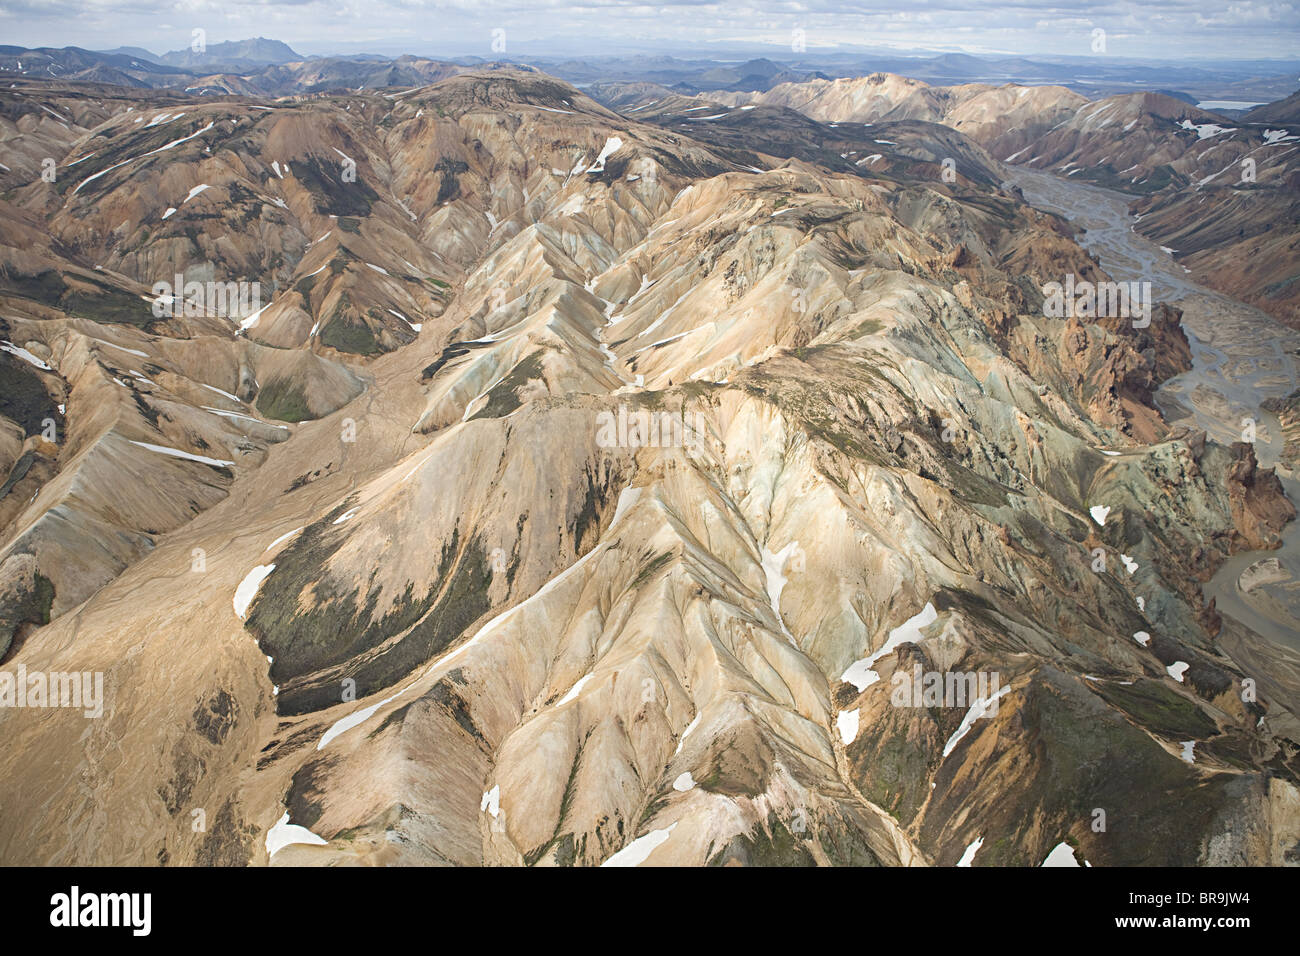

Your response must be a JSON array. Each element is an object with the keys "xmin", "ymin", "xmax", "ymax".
[
  {"xmin": 97, "ymin": 46, "xmax": 162, "ymax": 63},
  {"xmin": 157, "ymin": 37, "xmax": 300, "ymax": 70},
  {"xmin": 0, "ymin": 45, "xmax": 193, "ymax": 87}
]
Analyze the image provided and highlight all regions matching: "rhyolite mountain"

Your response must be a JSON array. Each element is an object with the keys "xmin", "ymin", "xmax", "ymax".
[
  {"xmin": 696, "ymin": 72, "xmax": 1300, "ymax": 327},
  {"xmin": 0, "ymin": 64, "xmax": 1297, "ymax": 867}
]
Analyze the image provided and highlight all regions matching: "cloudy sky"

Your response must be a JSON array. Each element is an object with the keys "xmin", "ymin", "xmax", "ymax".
[{"xmin": 2, "ymin": 0, "xmax": 1297, "ymax": 60}]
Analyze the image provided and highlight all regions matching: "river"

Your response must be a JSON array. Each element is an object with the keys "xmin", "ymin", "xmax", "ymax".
[{"xmin": 1004, "ymin": 166, "xmax": 1300, "ymax": 652}]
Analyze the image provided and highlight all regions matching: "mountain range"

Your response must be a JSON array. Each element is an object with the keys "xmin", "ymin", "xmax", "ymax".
[{"xmin": 0, "ymin": 44, "xmax": 1298, "ymax": 867}]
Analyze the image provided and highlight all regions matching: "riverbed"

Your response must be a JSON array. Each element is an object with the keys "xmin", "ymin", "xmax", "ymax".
[{"xmin": 1004, "ymin": 166, "xmax": 1300, "ymax": 652}]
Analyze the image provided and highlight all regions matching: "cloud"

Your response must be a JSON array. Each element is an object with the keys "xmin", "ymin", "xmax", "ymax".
[{"xmin": 2, "ymin": 0, "xmax": 1296, "ymax": 59}]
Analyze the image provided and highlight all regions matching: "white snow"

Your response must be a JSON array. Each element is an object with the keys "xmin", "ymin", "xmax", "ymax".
[
  {"xmin": 237, "ymin": 302, "xmax": 270, "ymax": 333},
  {"xmin": 557, "ymin": 674, "xmax": 591, "ymax": 706},
  {"xmin": 1120, "ymin": 554, "xmax": 1138, "ymax": 575},
  {"xmin": 201, "ymin": 383, "xmax": 242, "ymax": 403},
  {"xmin": 265, "ymin": 527, "xmax": 303, "ymax": 552},
  {"xmin": 265, "ymin": 812, "xmax": 327, "ymax": 858},
  {"xmin": 1180, "ymin": 740, "xmax": 1196, "ymax": 763},
  {"xmin": 388, "ymin": 308, "xmax": 421, "ymax": 332},
  {"xmin": 1134, "ymin": 631, "xmax": 1151, "ymax": 646},
  {"xmin": 233, "ymin": 564, "xmax": 275, "ymax": 619},
  {"xmin": 1166, "ymin": 661, "xmax": 1189, "ymax": 682},
  {"xmin": 183, "ymin": 183, "xmax": 209, "ymax": 203},
  {"xmin": 129, "ymin": 440, "xmax": 233, "ymax": 468},
  {"xmin": 587, "ymin": 136, "xmax": 623, "ymax": 174},
  {"xmin": 1, "ymin": 340, "xmax": 51, "ymax": 370},
  {"xmin": 957, "ymin": 836, "xmax": 984, "ymax": 867},
  {"xmin": 836, "ymin": 709, "xmax": 860, "ymax": 745},
  {"xmin": 1089, "ymin": 505, "xmax": 1111, "ymax": 526},
  {"xmin": 74, "ymin": 121, "xmax": 214, "ymax": 195},
  {"xmin": 841, "ymin": 602, "xmax": 938, "ymax": 691},
  {"xmin": 317, "ymin": 687, "xmax": 408, "ymax": 750},
  {"xmin": 760, "ymin": 540, "xmax": 802, "ymax": 644},
  {"xmin": 332, "ymin": 507, "xmax": 359, "ymax": 525},
  {"xmin": 672, "ymin": 772, "xmax": 696, "ymax": 792},
  {"xmin": 203, "ymin": 406, "xmax": 286, "ymax": 430},
  {"xmin": 674, "ymin": 712, "xmax": 701, "ymax": 756},
  {"xmin": 366, "ymin": 262, "xmax": 389, "ymax": 275},
  {"xmin": 1179, "ymin": 119, "xmax": 1234, "ymax": 140},
  {"xmin": 942, "ymin": 684, "xmax": 1012, "ymax": 758},
  {"xmin": 601, "ymin": 823, "xmax": 677, "ymax": 867},
  {"xmin": 480, "ymin": 785, "xmax": 501, "ymax": 817},
  {"xmin": 161, "ymin": 207, "xmax": 177, "ymax": 220},
  {"xmin": 1041, "ymin": 842, "xmax": 1083, "ymax": 866},
  {"xmin": 91, "ymin": 337, "xmax": 147, "ymax": 357}
]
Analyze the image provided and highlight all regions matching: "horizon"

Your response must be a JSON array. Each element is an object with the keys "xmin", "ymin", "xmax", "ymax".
[{"xmin": 4, "ymin": 1, "xmax": 1299, "ymax": 62}]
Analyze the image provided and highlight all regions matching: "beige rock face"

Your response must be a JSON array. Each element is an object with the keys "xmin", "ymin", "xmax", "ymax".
[
  {"xmin": 704, "ymin": 73, "xmax": 1299, "ymax": 327},
  {"xmin": 0, "ymin": 68, "xmax": 1296, "ymax": 868}
]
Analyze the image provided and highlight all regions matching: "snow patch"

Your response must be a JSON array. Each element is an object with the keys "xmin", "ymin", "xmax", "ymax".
[
  {"xmin": 265, "ymin": 812, "xmax": 327, "ymax": 858},
  {"xmin": 130, "ymin": 440, "xmax": 233, "ymax": 468},
  {"xmin": 957, "ymin": 836, "xmax": 984, "ymax": 867},
  {"xmin": 841, "ymin": 602, "xmax": 938, "ymax": 691},
  {"xmin": 601, "ymin": 823, "xmax": 677, "ymax": 867},
  {"xmin": 1041, "ymin": 842, "xmax": 1084, "ymax": 866},
  {"xmin": 233, "ymin": 564, "xmax": 275, "ymax": 619},
  {"xmin": 836, "ymin": 709, "xmax": 860, "ymax": 745},
  {"xmin": 942, "ymin": 684, "xmax": 1012, "ymax": 758},
  {"xmin": 1, "ymin": 340, "xmax": 51, "ymax": 370}
]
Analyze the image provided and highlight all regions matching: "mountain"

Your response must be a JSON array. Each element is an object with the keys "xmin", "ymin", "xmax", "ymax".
[
  {"xmin": 157, "ymin": 37, "xmax": 301, "ymax": 70},
  {"xmin": 699, "ymin": 73, "xmax": 1300, "ymax": 327},
  {"xmin": 0, "ymin": 45, "xmax": 195, "ymax": 88},
  {"xmin": 1244, "ymin": 91, "xmax": 1300, "ymax": 124},
  {"xmin": 97, "ymin": 46, "xmax": 163, "ymax": 63},
  {"xmin": 0, "ymin": 64, "xmax": 1297, "ymax": 868}
]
